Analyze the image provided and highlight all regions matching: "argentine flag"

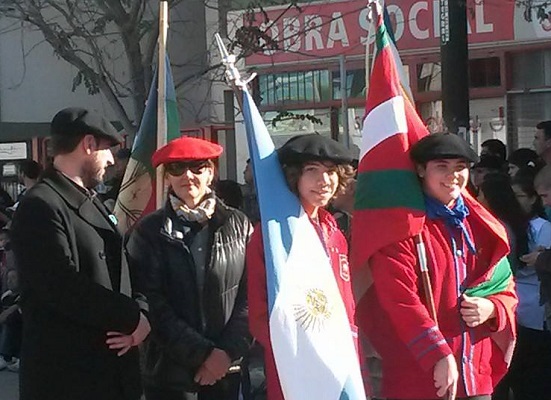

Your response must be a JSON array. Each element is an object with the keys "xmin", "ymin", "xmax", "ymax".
[{"xmin": 242, "ymin": 89, "xmax": 366, "ymax": 400}]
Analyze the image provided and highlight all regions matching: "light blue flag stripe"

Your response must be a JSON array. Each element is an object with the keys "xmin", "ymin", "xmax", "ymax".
[{"xmin": 242, "ymin": 89, "xmax": 301, "ymax": 312}]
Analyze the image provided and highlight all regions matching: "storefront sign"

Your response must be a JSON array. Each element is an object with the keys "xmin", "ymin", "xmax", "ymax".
[
  {"xmin": 0, "ymin": 142, "xmax": 27, "ymax": 160},
  {"xmin": 238, "ymin": 0, "xmax": 549, "ymax": 65}
]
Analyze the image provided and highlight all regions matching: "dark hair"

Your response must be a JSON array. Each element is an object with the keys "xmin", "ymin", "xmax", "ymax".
[
  {"xmin": 479, "ymin": 172, "xmax": 529, "ymax": 257},
  {"xmin": 19, "ymin": 160, "xmax": 43, "ymax": 180},
  {"xmin": 508, "ymin": 148, "xmax": 540, "ymax": 169},
  {"xmin": 281, "ymin": 161, "xmax": 355, "ymax": 199},
  {"xmin": 511, "ymin": 169, "xmax": 545, "ymax": 218},
  {"xmin": 215, "ymin": 180, "xmax": 243, "ymax": 209},
  {"xmin": 481, "ymin": 139, "xmax": 506, "ymax": 160},
  {"xmin": 536, "ymin": 121, "xmax": 551, "ymax": 141},
  {"xmin": 50, "ymin": 133, "xmax": 86, "ymax": 156}
]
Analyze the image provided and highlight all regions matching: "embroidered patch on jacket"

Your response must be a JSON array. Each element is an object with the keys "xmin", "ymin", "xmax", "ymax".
[{"xmin": 339, "ymin": 254, "xmax": 350, "ymax": 282}]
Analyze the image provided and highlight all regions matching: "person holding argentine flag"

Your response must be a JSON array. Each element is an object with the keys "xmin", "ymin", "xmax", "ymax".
[{"xmin": 246, "ymin": 134, "xmax": 363, "ymax": 400}]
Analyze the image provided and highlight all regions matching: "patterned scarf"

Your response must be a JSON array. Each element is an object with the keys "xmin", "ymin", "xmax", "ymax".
[
  {"xmin": 425, "ymin": 194, "xmax": 476, "ymax": 255},
  {"xmin": 169, "ymin": 189, "xmax": 216, "ymax": 224}
]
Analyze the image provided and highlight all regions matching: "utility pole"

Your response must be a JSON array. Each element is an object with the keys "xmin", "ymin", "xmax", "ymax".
[{"xmin": 440, "ymin": 0, "xmax": 470, "ymax": 139}]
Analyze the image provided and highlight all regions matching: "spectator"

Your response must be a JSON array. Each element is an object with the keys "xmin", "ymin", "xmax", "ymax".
[
  {"xmin": 507, "ymin": 148, "xmax": 541, "ymax": 178},
  {"xmin": 499, "ymin": 171, "xmax": 551, "ymax": 400},
  {"xmin": 481, "ymin": 138, "xmax": 507, "ymax": 161},
  {"xmin": 241, "ymin": 159, "xmax": 260, "ymax": 224},
  {"xmin": 102, "ymin": 148, "xmax": 131, "ymax": 210},
  {"xmin": 0, "ymin": 269, "xmax": 21, "ymax": 372},
  {"xmin": 533, "ymin": 121, "xmax": 551, "ymax": 165},
  {"xmin": 478, "ymin": 172, "xmax": 529, "ymax": 270},
  {"xmin": 216, "ymin": 179, "xmax": 243, "ymax": 209},
  {"xmin": 471, "ymin": 155, "xmax": 506, "ymax": 192}
]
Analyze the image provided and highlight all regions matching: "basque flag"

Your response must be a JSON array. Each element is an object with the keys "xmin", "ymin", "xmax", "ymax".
[{"xmin": 242, "ymin": 89, "xmax": 365, "ymax": 400}]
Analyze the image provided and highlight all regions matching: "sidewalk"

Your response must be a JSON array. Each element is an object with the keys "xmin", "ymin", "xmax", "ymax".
[{"xmin": 0, "ymin": 369, "xmax": 18, "ymax": 400}]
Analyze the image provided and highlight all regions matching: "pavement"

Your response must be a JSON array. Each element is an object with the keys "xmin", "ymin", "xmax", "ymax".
[
  {"xmin": 0, "ymin": 362, "xmax": 264, "ymax": 400},
  {"xmin": 0, "ymin": 369, "xmax": 19, "ymax": 400}
]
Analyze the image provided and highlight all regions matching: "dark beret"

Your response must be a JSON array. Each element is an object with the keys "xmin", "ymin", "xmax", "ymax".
[
  {"xmin": 508, "ymin": 148, "xmax": 539, "ymax": 169},
  {"xmin": 51, "ymin": 107, "xmax": 123, "ymax": 146},
  {"xmin": 152, "ymin": 136, "xmax": 223, "ymax": 168},
  {"xmin": 410, "ymin": 133, "xmax": 478, "ymax": 164},
  {"xmin": 278, "ymin": 134, "xmax": 353, "ymax": 165},
  {"xmin": 472, "ymin": 155, "xmax": 505, "ymax": 170}
]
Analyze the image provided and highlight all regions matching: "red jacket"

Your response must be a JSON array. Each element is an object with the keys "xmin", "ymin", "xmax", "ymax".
[
  {"xmin": 357, "ymin": 214, "xmax": 517, "ymax": 399},
  {"xmin": 247, "ymin": 208, "xmax": 358, "ymax": 400}
]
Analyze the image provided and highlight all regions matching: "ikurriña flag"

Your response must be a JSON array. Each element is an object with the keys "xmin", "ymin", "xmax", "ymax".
[
  {"xmin": 114, "ymin": 54, "xmax": 180, "ymax": 233},
  {"xmin": 351, "ymin": 6, "xmax": 428, "ymax": 280},
  {"xmin": 242, "ymin": 88, "xmax": 365, "ymax": 400}
]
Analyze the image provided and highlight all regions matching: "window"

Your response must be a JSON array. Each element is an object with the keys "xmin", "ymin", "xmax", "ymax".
[
  {"xmin": 257, "ymin": 70, "xmax": 331, "ymax": 106},
  {"xmin": 469, "ymin": 57, "xmax": 500, "ymax": 88},
  {"xmin": 417, "ymin": 62, "xmax": 442, "ymax": 92},
  {"xmin": 510, "ymin": 49, "xmax": 551, "ymax": 89},
  {"xmin": 332, "ymin": 69, "xmax": 366, "ymax": 100}
]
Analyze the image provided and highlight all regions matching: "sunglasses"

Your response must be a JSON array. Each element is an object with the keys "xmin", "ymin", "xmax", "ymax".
[{"xmin": 165, "ymin": 161, "xmax": 209, "ymax": 176}]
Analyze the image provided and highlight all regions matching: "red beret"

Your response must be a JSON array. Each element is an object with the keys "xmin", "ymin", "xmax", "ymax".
[{"xmin": 152, "ymin": 136, "xmax": 223, "ymax": 167}]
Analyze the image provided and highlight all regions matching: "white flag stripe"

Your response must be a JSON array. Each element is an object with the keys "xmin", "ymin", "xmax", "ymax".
[
  {"xmin": 269, "ymin": 211, "xmax": 365, "ymax": 400},
  {"xmin": 360, "ymin": 96, "xmax": 407, "ymax": 160}
]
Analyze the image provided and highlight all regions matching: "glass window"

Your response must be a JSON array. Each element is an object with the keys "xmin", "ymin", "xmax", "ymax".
[
  {"xmin": 332, "ymin": 69, "xmax": 366, "ymax": 100},
  {"xmin": 417, "ymin": 62, "xmax": 442, "ymax": 92},
  {"xmin": 510, "ymin": 49, "xmax": 551, "ymax": 89},
  {"xmin": 469, "ymin": 57, "xmax": 500, "ymax": 88},
  {"xmin": 261, "ymin": 109, "xmax": 332, "ymax": 148},
  {"xmin": 257, "ymin": 70, "xmax": 331, "ymax": 106}
]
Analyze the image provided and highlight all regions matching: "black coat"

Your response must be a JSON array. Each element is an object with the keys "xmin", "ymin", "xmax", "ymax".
[
  {"xmin": 126, "ymin": 199, "xmax": 252, "ymax": 391},
  {"xmin": 10, "ymin": 168, "xmax": 143, "ymax": 400}
]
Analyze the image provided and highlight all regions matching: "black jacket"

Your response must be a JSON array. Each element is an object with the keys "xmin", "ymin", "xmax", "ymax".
[
  {"xmin": 126, "ymin": 199, "xmax": 252, "ymax": 391},
  {"xmin": 10, "ymin": 168, "xmax": 143, "ymax": 400}
]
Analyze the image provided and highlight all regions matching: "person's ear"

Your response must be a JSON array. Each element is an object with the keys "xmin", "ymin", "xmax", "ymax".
[
  {"xmin": 416, "ymin": 163, "xmax": 426, "ymax": 178},
  {"xmin": 82, "ymin": 135, "xmax": 97, "ymax": 155}
]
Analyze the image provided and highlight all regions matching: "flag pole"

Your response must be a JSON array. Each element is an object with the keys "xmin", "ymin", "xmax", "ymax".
[
  {"xmin": 156, "ymin": 1, "xmax": 169, "ymax": 210},
  {"xmin": 214, "ymin": 33, "xmax": 256, "ymax": 111}
]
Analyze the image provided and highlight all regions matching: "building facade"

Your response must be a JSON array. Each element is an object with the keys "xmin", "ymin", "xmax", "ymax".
[{"xmin": 228, "ymin": 0, "xmax": 551, "ymax": 156}]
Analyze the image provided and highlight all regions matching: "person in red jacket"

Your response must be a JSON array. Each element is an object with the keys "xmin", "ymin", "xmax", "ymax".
[
  {"xmin": 247, "ymin": 134, "xmax": 358, "ymax": 400},
  {"xmin": 358, "ymin": 133, "xmax": 517, "ymax": 400}
]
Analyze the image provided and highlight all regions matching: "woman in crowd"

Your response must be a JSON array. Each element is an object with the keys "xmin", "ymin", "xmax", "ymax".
[
  {"xmin": 360, "ymin": 133, "xmax": 516, "ymax": 400},
  {"xmin": 500, "ymin": 170, "xmax": 551, "ymax": 400},
  {"xmin": 477, "ymin": 172, "xmax": 529, "ymax": 268},
  {"xmin": 127, "ymin": 136, "xmax": 252, "ymax": 400},
  {"xmin": 247, "ymin": 134, "xmax": 357, "ymax": 400}
]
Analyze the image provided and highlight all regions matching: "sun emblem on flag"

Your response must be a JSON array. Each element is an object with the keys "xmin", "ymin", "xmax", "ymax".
[{"xmin": 294, "ymin": 288, "xmax": 332, "ymax": 331}]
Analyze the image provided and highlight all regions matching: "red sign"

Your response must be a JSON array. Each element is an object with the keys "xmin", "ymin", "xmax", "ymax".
[{"xmin": 241, "ymin": 0, "xmax": 515, "ymax": 65}]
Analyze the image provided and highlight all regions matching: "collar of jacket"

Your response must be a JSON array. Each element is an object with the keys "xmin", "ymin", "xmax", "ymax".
[
  {"xmin": 159, "ymin": 196, "xmax": 231, "ymax": 240},
  {"xmin": 40, "ymin": 167, "xmax": 116, "ymax": 233}
]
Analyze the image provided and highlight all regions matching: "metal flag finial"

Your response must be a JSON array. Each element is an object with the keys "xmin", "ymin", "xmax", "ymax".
[{"xmin": 214, "ymin": 33, "xmax": 256, "ymax": 89}]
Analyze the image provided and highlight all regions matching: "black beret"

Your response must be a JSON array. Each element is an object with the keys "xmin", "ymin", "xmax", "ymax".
[
  {"xmin": 51, "ymin": 107, "xmax": 123, "ymax": 146},
  {"xmin": 278, "ymin": 134, "xmax": 353, "ymax": 165},
  {"xmin": 508, "ymin": 148, "xmax": 539, "ymax": 169},
  {"xmin": 410, "ymin": 133, "xmax": 478, "ymax": 164}
]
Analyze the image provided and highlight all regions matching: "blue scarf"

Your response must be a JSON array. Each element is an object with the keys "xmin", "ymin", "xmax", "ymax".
[{"xmin": 425, "ymin": 194, "xmax": 476, "ymax": 255}]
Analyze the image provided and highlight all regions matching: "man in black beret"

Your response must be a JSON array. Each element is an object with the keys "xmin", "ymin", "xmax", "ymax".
[{"xmin": 10, "ymin": 107, "xmax": 150, "ymax": 400}]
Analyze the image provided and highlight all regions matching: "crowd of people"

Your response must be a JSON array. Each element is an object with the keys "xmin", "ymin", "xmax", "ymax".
[{"xmin": 1, "ymin": 107, "xmax": 551, "ymax": 400}]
